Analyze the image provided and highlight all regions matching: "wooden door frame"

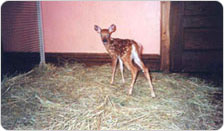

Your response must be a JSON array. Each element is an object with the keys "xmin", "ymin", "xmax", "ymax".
[{"xmin": 160, "ymin": 1, "xmax": 171, "ymax": 72}]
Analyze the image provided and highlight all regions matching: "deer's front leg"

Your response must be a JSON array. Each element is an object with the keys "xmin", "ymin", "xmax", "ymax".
[{"xmin": 110, "ymin": 57, "xmax": 118, "ymax": 84}]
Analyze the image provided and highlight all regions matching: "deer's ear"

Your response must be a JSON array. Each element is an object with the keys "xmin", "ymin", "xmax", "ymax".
[
  {"xmin": 109, "ymin": 24, "xmax": 116, "ymax": 33},
  {"xmin": 94, "ymin": 25, "xmax": 101, "ymax": 33}
]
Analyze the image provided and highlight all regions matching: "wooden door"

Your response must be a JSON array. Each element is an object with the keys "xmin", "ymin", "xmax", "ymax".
[{"xmin": 170, "ymin": 1, "xmax": 223, "ymax": 72}]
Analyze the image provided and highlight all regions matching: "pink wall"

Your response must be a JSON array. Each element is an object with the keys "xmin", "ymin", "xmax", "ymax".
[{"xmin": 41, "ymin": 1, "xmax": 161, "ymax": 54}]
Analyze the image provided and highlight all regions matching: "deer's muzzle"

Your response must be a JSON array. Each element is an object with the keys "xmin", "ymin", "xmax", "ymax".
[{"xmin": 102, "ymin": 39, "xmax": 108, "ymax": 43}]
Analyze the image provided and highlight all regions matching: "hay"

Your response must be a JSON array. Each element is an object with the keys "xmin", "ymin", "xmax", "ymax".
[{"xmin": 1, "ymin": 62, "xmax": 223, "ymax": 130}]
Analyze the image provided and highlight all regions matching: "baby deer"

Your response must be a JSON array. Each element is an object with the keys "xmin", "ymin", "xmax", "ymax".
[{"xmin": 94, "ymin": 24, "xmax": 155, "ymax": 97}]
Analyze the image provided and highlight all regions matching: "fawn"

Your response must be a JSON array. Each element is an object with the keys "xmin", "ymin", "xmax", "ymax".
[{"xmin": 94, "ymin": 24, "xmax": 155, "ymax": 97}]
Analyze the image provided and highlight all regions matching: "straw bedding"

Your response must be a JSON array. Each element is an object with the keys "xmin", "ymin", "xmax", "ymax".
[{"xmin": 1, "ymin": 62, "xmax": 223, "ymax": 130}]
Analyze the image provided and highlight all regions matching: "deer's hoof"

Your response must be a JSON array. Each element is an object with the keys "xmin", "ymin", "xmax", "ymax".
[
  {"xmin": 151, "ymin": 92, "xmax": 156, "ymax": 98},
  {"xmin": 110, "ymin": 81, "xmax": 114, "ymax": 84},
  {"xmin": 128, "ymin": 89, "xmax": 133, "ymax": 95}
]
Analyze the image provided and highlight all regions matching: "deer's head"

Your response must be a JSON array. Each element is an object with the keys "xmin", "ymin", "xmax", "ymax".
[{"xmin": 94, "ymin": 24, "xmax": 116, "ymax": 44}]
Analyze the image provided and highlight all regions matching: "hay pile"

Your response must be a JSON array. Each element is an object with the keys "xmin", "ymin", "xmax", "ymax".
[{"xmin": 1, "ymin": 62, "xmax": 223, "ymax": 130}]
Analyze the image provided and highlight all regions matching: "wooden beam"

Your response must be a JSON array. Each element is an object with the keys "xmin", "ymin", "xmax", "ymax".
[{"xmin": 160, "ymin": 1, "xmax": 171, "ymax": 72}]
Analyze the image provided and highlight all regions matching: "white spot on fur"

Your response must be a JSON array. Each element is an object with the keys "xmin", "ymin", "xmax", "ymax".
[
  {"xmin": 131, "ymin": 45, "xmax": 144, "ymax": 72},
  {"xmin": 118, "ymin": 56, "xmax": 123, "ymax": 72}
]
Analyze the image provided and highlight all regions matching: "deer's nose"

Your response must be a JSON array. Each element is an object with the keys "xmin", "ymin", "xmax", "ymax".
[{"xmin": 103, "ymin": 39, "xmax": 108, "ymax": 43}]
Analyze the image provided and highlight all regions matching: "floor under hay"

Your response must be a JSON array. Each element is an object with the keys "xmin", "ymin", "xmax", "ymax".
[{"xmin": 1, "ymin": 63, "xmax": 223, "ymax": 130}]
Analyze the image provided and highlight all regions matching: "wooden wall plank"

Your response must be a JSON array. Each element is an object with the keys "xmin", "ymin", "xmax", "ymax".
[
  {"xmin": 182, "ymin": 51, "xmax": 223, "ymax": 72},
  {"xmin": 170, "ymin": 2, "xmax": 184, "ymax": 72},
  {"xmin": 45, "ymin": 53, "xmax": 161, "ymax": 71},
  {"xmin": 184, "ymin": 29, "xmax": 223, "ymax": 50},
  {"xmin": 183, "ymin": 15, "xmax": 222, "ymax": 28},
  {"xmin": 184, "ymin": 1, "xmax": 222, "ymax": 16}
]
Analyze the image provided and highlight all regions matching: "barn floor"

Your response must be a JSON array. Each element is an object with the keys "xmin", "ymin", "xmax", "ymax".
[{"xmin": 1, "ymin": 63, "xmax": 223, "ymax": 130}]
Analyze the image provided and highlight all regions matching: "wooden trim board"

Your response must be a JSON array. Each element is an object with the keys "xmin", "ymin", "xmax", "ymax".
[{"xmin": 2, "ymin": 52, "xmax": 161, "ymax": 73}]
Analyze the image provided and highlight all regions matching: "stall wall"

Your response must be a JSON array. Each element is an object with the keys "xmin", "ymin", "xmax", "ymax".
[
  {"xmin": 2, "ymin": 2, "xmax": 39, "ymax": 52},
  {"xmin": 41, "ymin": 1, "xmax": 161, "ymax": 54}
]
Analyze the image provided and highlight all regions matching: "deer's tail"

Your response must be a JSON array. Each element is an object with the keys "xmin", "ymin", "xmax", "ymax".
[{"xmin": 138, "ymin": 43, "xmax": 143, "ymax": 57}]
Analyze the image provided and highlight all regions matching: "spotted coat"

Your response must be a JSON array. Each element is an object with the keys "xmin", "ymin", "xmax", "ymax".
[{"xmin": 104, "ymin": 38, "xmax": 140, "ymax": 59}]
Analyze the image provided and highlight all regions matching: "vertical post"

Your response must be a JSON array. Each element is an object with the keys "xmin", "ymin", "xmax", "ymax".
[
  {"xmin": 160, "ymin": 1, "xmax": 171, "ymax": 72},
  {"xmin": 37, "ymin": 1, "xmax": 46, "ymax": 66}
]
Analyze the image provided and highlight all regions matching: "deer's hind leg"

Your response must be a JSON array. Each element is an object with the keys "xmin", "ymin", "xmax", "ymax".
[
  {"xmin": 133, "ymin": 56, "xmax": 155, "ymax": 97},
  {"xmin": 131, "ymin": 44, "xmax": 155, "ymax": 97},
  {"xmin": 122, "ymin": 56, "xmax": 138, "ymax": 95},
  {"xmin": 142, "ymin": 65, "xmax": 156, "ymax": 97}
]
